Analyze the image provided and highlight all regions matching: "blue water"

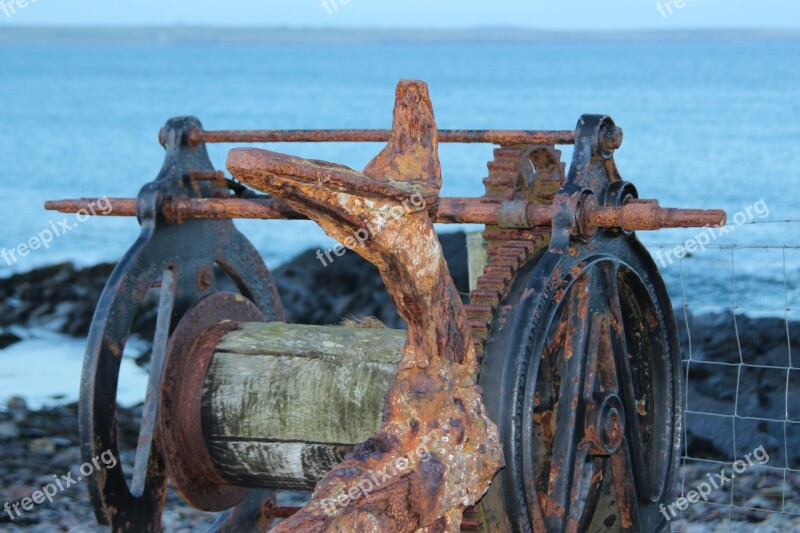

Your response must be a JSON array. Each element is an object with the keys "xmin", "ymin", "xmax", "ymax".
[{"xmin": 0, "ymin": 40, "xmax": 799, "ymax": 403}]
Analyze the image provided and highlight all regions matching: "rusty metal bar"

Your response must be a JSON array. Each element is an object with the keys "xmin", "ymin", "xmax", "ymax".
[
  {"xmin": 45, "ymin": 197, "xmax": 502, "ymax": 224},
  {"xmin": 186, "ymin": 128, "xmax": 578, "ymax": 147},
  {"xmin": 45, "ymin": 198, "xmax": 138, "ymax": 216},
  {"xmin": 45, "ymin": 196, "xmax": 726, "ymax": 231},
  {"xmin": 580, "ymin": 196, "xmax": 727, "ymax": 233},
  {"xmin": 163, "ymin": 197, "xmax": 303, "ymax": 223},
  {"xmin": 594, "ymin": 204, "xmax": 725, "ymax": 230}
]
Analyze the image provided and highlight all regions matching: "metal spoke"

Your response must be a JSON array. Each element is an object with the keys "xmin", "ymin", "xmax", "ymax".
[
  {"xmin": 582, "ymin": 313, "xmax": 605, "ymax": 404},
  {"xmin": 132, "ymin": 267, "xmax": 177, "ymax": 496},
  {"xmin": 566, "ymin": 443, "xmax": 592, "ymax": 532},
  {"xmin": 543, "ymin": 272, "xmax": 593, "ymax": 532},
  {"xmin": 610, "ymin": 435, "xmax": 641, "ymax": 530},
  {"xmin": 606, "ymin": 265, "xmax": 664, "ymax": 504}
]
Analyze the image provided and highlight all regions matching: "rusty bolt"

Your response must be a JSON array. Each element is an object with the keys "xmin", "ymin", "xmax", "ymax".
[{"xmin": 197, "ymin": 267, "xmax": 213, "ymax": 292}]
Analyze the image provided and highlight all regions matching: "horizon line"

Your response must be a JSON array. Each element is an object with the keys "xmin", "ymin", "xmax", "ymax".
[
  {"xmin": 1, "ymin": 26, "xmax": 798, "ymax": 44},
  {"xmin": 2, "ymin": 24, "xmax": 799, "ymax": 31}
]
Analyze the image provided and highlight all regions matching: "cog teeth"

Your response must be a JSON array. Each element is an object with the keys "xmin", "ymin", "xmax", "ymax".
[
  {"xmin": 492, "ymin": 245, "xmax": 531, "ymax": 262},
  {"xmin": 465, "ymin": 143, "xmax": 568, "ymax": 530},
  {"xmin": 489, "ymin": 255, "xmax": 521, "ymax": 269},
  {"xmin": 469, "ymin": 289, "xmax": 502, "ymax": 306},
  {"xmin": 469, "ymin": 322, "xmax": 489, "ymax": 341},
  {"xmin": 465, "ymin": 303, "xmax": 494, "ymax": 323},
  {"xmin": 483, "ymin": 264, "xmax": 514, "ymax": 278},
  {"xmin": 495, "ymin": 240, "xmax": 537, "ymax": 254},
  {"xmin": 476, "ymin": 275, "xmax": 508, "ymax": 292},
  {"xmin": 487, "ymin": 160, "xmax": 518, "ymax": 172},
  {"xmin": 468, "ymin": 143, "xmax": 567, "ymax": 360}
]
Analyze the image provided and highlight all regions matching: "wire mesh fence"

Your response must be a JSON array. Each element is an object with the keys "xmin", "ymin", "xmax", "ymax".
[{"xmin": 643, "ymin": 224, "xmax": 800, "ymax": 531}]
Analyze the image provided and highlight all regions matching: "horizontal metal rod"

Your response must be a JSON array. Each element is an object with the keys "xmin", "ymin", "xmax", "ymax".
[
  {"xmin": 45, "ymin": 198, "xmax": 138, "ymax": 215},
  {"xmin": 43, "ymin": 197, "xmax": 502, "ymax": 224},
  {"xmin": 45, "ymin": 197, "xmax": 726, "ymax": 231},
  {"xmin": 187, "ymin": 129, "xmax": 578, "ymax": 147}
]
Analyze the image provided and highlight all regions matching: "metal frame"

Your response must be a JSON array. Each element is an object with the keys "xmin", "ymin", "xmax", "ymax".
[{"xmin": 48, "ymin": 82, "xmax": 726, "ymax": 532}]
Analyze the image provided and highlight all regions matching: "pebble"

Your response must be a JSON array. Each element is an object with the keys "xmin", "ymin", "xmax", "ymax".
[
  {"xmin": 28, "ymin": 437, "xmax": 57, "ymax": 455},
  {"xmin": 0, "ymin": 421, "xmax": 19, "ymax": 440},
  {"xmin": 758, "ymin": 485, "xmax": 787, "ymax": 500},
  {"xmin": 50, "ymin": 437, "xmax": 73, "ymax": 447},
  {"xmin": 48, "ymin": 446, "xmax": 81, "ymax": 469},
  {"xmin": 3, "ymin": 484, "xmax": 36, "ymax": 501},
  {"xmin": 683, "ymin": 525, "xmax": 708, "ymax": 533},
  {"xmin": 0, "ymin": 401, "xmax": 218, "ymax": 530}
]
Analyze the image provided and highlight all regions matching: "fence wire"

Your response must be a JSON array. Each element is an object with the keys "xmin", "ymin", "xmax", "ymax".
[{"xmin": 643, "ymin": 231, "xmax": 800, "ymax": 532}]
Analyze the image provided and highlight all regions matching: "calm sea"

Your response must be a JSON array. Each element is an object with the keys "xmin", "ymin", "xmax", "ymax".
[{"xmin": 0, "ymin": 39, "xmax": 798, "ymax": 404}]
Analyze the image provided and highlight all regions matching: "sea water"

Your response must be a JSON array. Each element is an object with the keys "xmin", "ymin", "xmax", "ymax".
[{"xmin": 0, "ymin": 39, "xmax": 798, "ymax": 403}]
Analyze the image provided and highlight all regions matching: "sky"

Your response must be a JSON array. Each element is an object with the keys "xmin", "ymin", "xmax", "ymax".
[{"xmin": 0, "ymin": 0, "xmax": 798, "ymax": 30}]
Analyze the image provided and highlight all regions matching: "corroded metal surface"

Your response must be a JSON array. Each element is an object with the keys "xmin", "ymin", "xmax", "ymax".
[
  {"xmin": 158, "ymin": 292, "xmax": 266, "ymax": 513},
  {"xmin": 478, "ymin": 115, "xmax": 684, "ymax": 532},
  {"xmin": 76, "ymin": 117, "xmax": 284, "ymax": 532},
  {"xmin": 188, "ymin": 128, "xmax": 579, "ymax": 147},
  {"xmin": 50, "ymin": 79, "xmax": 727, "ymax": 532},
  {"xmin": 46, "ymin": 195, "xmax": 725, "ymax": 230},
  {"xmin": 227, "ymin": 80, "xmax": 505, "ymax": 532},
  {"xmin": 465, "ymin": 144, "xmax": 566, "ymax": 364}
]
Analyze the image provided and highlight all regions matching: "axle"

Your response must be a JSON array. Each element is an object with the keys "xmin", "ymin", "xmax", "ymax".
[{"xmin": 45, "ymin": 196, "xmax": 725, "ymax": 231}]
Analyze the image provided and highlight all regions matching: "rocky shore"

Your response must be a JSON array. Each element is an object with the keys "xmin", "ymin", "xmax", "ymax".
[{"xmin": 1, "ymin": 232, "xmax": 798, "ymax": 531}]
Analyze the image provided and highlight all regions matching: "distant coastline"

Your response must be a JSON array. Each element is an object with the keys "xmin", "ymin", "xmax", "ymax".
[{"xmin": 0, "ymin": 26, "xmax": 799, "ymax": 45}]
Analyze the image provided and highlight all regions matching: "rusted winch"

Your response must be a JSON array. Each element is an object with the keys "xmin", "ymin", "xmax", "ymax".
[{"xmin": 47, "ymin": 80, "xmax": 725, "ymax": 532}]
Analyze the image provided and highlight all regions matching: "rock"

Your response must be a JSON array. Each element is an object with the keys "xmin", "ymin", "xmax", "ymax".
[
  {"xmin": 3, "ymin": 484, "xmax": 37, "ymax": 501},
  {"xmin": 50, "ymin": 437, "xmax": 73, "ymax": 448},
  {"xmin": 757, "ymin": 485, "xmax": 787, "ymax": 501},
  {"xmin": 0, "ymin": 421, "xmax": 19, "ymax": 440},
  {"xmin": 0, "ymin": 262, "xmax": 122, "ymax": 338},
  {"xmin": 21, "ymin": 427, "xmax": 50, "ymax": 439},
  {"xmin": 684, "ymin": 525, "xmax": 708, "ymax": 533},
  {"xmin": 7, "ymin": 396, "xmax": 27, "ymax": 411},
  {"xmin": 28, "ymin": 437, "xmax": 57, "ymax": 455},
  {"xmin": 48, "ymin": 446, "xmax": 81, "ymax": 470},
  {"xmin": 677, "ymin": 310, "xmax": 800, "ymax": 467},
  {"xmin": 0, "ymin": 329, "xmax": 21, "ymax": 349}
]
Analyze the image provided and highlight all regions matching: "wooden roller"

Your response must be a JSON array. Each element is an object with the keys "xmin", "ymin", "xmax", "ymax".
[{"xmin": 200, "ymin": 323, "xmax": 405, "ymax": 491}]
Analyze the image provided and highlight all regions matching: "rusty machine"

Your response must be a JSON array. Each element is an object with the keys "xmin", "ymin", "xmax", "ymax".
[{"xmin": 46, "ymin": 80, "xmax": 725, "ymax": 532}]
